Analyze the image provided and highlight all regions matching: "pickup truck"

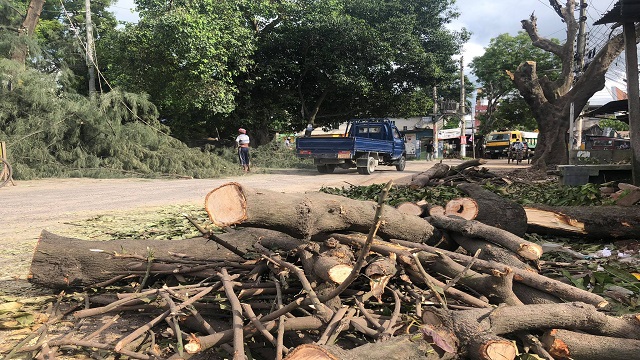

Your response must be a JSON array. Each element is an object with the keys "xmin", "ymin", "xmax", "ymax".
[{"xmin": 296, "ymin": 119, "xmax": 406, "ymax": 174}]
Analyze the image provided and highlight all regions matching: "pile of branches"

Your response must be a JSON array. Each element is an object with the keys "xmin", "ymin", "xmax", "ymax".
[
  {"xmin": 13, "ymin": 182, "xmax": 640, "ymax": 360},
  {"xmin": 408, "ymin": 159, "xmax": 508, "ymax": 187}
]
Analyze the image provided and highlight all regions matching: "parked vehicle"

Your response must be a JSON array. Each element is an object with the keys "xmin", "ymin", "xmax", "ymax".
[
  {"xmin": 585, "ymin": 136, "xmax": 631, "ymax": 150},
  {"xmin": 484, "ymin": 130, "xmax": 538, "ymax": 159},
  {"xmin": 296, "ymin": 119, "xmax": 406, "ymax": 174}
]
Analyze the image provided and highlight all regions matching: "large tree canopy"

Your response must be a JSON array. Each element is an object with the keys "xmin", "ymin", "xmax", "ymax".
[
  {"xmin": 99, "ymin": 0, "xmax": 468, "ymax": 141},
  {"xmin": 232, "ymin": 0, "xmax": 468, "ymax": 136},
  {"xmin": 470, "ymin": 32, "xmax": 559, "ymax": 134},
  {"xmin": 99, "ymin": 0, "xmax": 256, "ymax": 139}
]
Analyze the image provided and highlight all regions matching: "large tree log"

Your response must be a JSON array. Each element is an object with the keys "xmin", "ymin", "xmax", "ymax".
[
  {"xmin": 453, "ymin": 183, "xmax": 528, "ymax": 237},
  {"xmin": 28, "ymin": 229, "xmax": 277, "ymax": 288},
  {"xmin": 284, "ymin": 334, "xmax": 452, "ymax": 360},
  {"xmin": 205, "ymin": 182, "xmax": 440, "ymax": 244},
  {"xmin": 424, "ymin": 302, "xmax": 640, "ymax": 360},
  {"xmin": 409, "ymin": 163, "xmax": 450, "ymax": 187},
  {"xmin": 524, "ymin": 204, "xmax": 640, "ymax": 239},
  {"xmin": 541, "ymin": 329, "xmax": 640, "ymax": 360},
  {"xmin": 392, "ymin": 239, "xmax": 607, "ymax": 307},
  {"xmin": 428, "ymin": 214, "xmax": 543, "ymax": 261}
]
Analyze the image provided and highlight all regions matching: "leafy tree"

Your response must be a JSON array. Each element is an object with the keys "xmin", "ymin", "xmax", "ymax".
[
  {"xmin": 599, "ymin": 118, "xmax": 629, "ymax": 132},
  {"xmin": 508, "ymin": 1, "xmax": 639, "ymax": 169},
  {"xmin": 231, "ymin": 0, "xmax": 468, "ymax": 139},
  {"xmin": 470, "ymin": 32, "xmax": 560, "ymax": 134},
  {"xmin": 99, "ymin": 0, "xmax": 255, "ymax": 139}
]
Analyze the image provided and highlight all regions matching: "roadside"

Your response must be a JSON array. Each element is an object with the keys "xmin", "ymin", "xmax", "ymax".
[{"xmin": 0, "ymin": 158, "xmax": 527, "ymax": 280}]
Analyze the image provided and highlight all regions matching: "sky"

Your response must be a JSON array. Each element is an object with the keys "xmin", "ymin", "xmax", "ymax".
[{"xmin": 107, "ymin": 0, "xmax": 626, "ymax": 91}]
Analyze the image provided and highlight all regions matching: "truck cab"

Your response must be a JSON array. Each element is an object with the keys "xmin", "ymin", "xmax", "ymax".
[{"xmin": 296, "ymin": 119, "xmax": 406, "ymax": 174}]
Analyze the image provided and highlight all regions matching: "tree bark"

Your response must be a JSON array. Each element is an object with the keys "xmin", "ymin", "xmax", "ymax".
[
  {"xmin": 428, "ymin": 214, "xmax": 542, "ymax": 261},
  {"xmin": 423, "ymin": 302, "xmax": 640, "ymax": 360},
  {"xmin": 28, "ymin": 230, "xmax": 262, "ymax": 288},
  {"xmin": 409, "ymin": 163, "xmax": 450, "ymax": 187},
  {"xmin": 524, "ymin": 204, "xmax": 640, "ymax": 239},
  {"xmin": 541, "ymin": 329, "xmax": 640, "ymax": 360},
  {"xmin": 11, "ymin": 0, "xmax": 45, "ymax": 64},
  {"xmin": 452, "ymin": 183, "xmax": 527, "ymax": 237},
  {"xmin": 284, "ymin": 335, "xmax": 451, "ymax": 360},
  {"xmin": 205, "ymin": 182, "xmax": 440, "ymax": 244}
]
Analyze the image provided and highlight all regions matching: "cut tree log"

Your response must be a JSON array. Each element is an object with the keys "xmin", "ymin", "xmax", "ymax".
[
  {"xmin": 453, "ymin": 183, "xmax": 528, "ymax": 237},
  {"xmin": 541, "ymin": 329, "xmax": 640, "ymax": 360},
  {"xmin": 524, "ymin": 204, "xmax": 640, "ymax": 239},
  {"xmin": 428, "ymin": 214, "xmax": 543, "ymax": 261},
  {"xmin": 423, "ymin": 302, "xmax": 640, "ymax": 360},
  {"xmin": 395, "ymin": 201, "xmax": 425, "ymax": 217},
  {"xmin": 409, "ymin": 163, "xmax": 450, "ymax": 187},
  {"xmin": 392, "ymin": 239, "xmax": 607, "ymax": 307},
  {"xmin": 29, "ymin": 230, "xmax": 246, "ymax": 288},
  {"xmin": 204, "ymin": 182, "xmax": 441, "ymax": 245},
  {"xmin": 284, "ymin": 334, "xmax": 453, "ymax": 360}
]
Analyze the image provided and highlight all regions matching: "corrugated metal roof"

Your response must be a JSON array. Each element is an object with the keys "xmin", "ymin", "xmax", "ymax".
[{"xmin": 594, "ymin": 0, "xmax": 640, "ymax": 24}]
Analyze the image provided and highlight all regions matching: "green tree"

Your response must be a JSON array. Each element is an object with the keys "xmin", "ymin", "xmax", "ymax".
[
  {"xmin": 99, "ymin": 0, "xmax": 255, "ymax": 139},
  {"xmin": 470, "ymin": 32, "xmax": 560, "ymax": 134},
  {"xmin": 599, "ymin": 118, "xmax": 629, "ymax": 132},
  {"xmin": 231, "ymin": 0, "xmax": 468, "ymax": 139}
]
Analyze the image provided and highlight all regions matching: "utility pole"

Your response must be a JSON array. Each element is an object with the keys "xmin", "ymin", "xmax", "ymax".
[
  {"xmin": 575, "ymin": 0, "xmax": 588, "ymax": 74},
  {"xmin": 433, "ymin": 86, "xmax": 439, "ymax": 159},
  {"xmin": 459, "ymin": 57, "xmax": 466, "ymax": 158},
  {"xmin": 624, "ymin": 23, "xmax": 640, "ymax": 185},
  {"xmin": 85, "ymin": 0, "xmax": 96, "ymax": 98}
]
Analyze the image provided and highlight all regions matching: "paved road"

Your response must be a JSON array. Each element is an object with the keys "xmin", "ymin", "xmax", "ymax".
[{"xmin": 0, "ymin": 158, "xmax": 526, "ymax": 279}]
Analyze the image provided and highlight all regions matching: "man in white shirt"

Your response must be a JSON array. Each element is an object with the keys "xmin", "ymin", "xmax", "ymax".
[{"xmin": 236, "ymin": 128, "xmax": 251, "ymax": 172}]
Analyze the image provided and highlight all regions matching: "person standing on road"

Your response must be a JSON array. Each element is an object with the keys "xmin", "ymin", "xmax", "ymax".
[
  {"xmin": 236, "ymin": 128, "xmax": 251, "ymax": 172},
  {"xmin": 425, "ymin": 140, "xmax": 434, "ymax": 161}
]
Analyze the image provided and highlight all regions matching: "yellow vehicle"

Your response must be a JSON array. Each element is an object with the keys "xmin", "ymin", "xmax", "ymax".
[{"xmin": 484, "ymin": 130, "xmax": 538, "ymax": 159}]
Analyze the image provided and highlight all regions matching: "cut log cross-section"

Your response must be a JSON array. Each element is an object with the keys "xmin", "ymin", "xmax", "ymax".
[
  {"xmin": 204, "ymin": 182, "xmax": 441, "ymax": 245},
  {"xmin": 449, "ymin": 183, "xmax": 528, "ymax": 237}
]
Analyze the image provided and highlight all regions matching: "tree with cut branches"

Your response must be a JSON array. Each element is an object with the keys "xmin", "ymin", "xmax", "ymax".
[{"xmin": 510, "ymin": 0, "xmax": 639, "ymax": 169}]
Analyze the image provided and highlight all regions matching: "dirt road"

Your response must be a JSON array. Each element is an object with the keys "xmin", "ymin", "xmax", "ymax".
[{"xmin": 0, "ymin": 159, "xmax": 525, "ymax": 279}]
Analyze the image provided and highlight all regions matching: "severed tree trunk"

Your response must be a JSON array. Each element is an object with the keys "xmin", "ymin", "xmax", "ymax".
[
  {"xmin": 284, "ymin": 335, "xmax": 452, "ymax": 360},
  {"xmin": 524, "ymin": 204, "xmax": 640, "ymax": 239},
  {"xmin": 423, "ymin": 302, "xmax": 640, "ymax": 360},
  {"xmin": 449, "ymin": 183, "xmax": 527, "ymax": 237},
  {"xmin": 409, "ymin": 163, "xmax": 450, "ymax": 187},
  {"xmin": 28, "ymin": 229, "xmax": 271, "ymax": 288},
  {"xmin": 541, "ymin": 329, "xmax": 640, "ymax": 360},
  {"xmin": 204, "ymin": 182, "xmax": 441, "ymax": 245}
]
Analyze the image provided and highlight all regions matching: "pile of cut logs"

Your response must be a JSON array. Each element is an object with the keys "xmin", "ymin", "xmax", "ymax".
[{"xmin": 20, "ymin": 181, "xmax": 640, "ymax": 360}]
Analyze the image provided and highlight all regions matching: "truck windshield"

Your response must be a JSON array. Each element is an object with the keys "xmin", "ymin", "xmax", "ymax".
[{"xmin": 487, "ymin": 134, "xmax": 510, "ymax": 142}]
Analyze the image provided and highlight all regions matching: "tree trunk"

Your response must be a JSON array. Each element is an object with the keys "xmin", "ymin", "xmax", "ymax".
[
  {"xmin": 541, "ymin": 329, "xmax": 640, "ymax": 360},
  {"xmin": 284, "ymin": 335, "xmax": 451, "ymax": 360},
  {"xmin": 204, "ymin": 182, "xmax": 440, "ymax": 244},
  {"xmin": 452, "ymin": 183, "xmax": 527, "ymax": 237},
  {"xmin": 11, "ymin": 0, "xmax": 45, "ymax": 64},
  {"xmin": 28, "ymin": 229, "xmax": 267, "ymax": 288},
  {"xmin": 524, "ymin": 204, "xmax": 640, "ymax": 239}
]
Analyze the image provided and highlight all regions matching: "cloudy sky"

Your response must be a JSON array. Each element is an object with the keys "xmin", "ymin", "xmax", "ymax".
[{"xmin": 108, "ymin": 0, "xmax": 625, "ymax": 86}]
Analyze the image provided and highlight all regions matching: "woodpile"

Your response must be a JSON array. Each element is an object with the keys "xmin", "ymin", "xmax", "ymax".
[{"xmin": 16, "ymin": 181, "xmax": 639, "ymax": 360}]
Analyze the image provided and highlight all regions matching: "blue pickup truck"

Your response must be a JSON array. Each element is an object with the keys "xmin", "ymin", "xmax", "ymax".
[{"xmin": 296, "ymin": 119, "xmax": 406, "ymax": 174}]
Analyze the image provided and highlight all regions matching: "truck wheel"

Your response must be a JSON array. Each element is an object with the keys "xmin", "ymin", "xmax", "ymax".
[
  {"xmin": 317, "ymin": 165, "xmax": 328, "ymax": 173},
  {"xmin": 364, "ymin": 156, "xmax": 376, "ymax": 174},
  {"xmin": 395, "ymin": 156, "xmax": 406, "ymax": 171},
  {"xmin": 324, "ymin": 164, "xmax": 336, "ymax": 173}
]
